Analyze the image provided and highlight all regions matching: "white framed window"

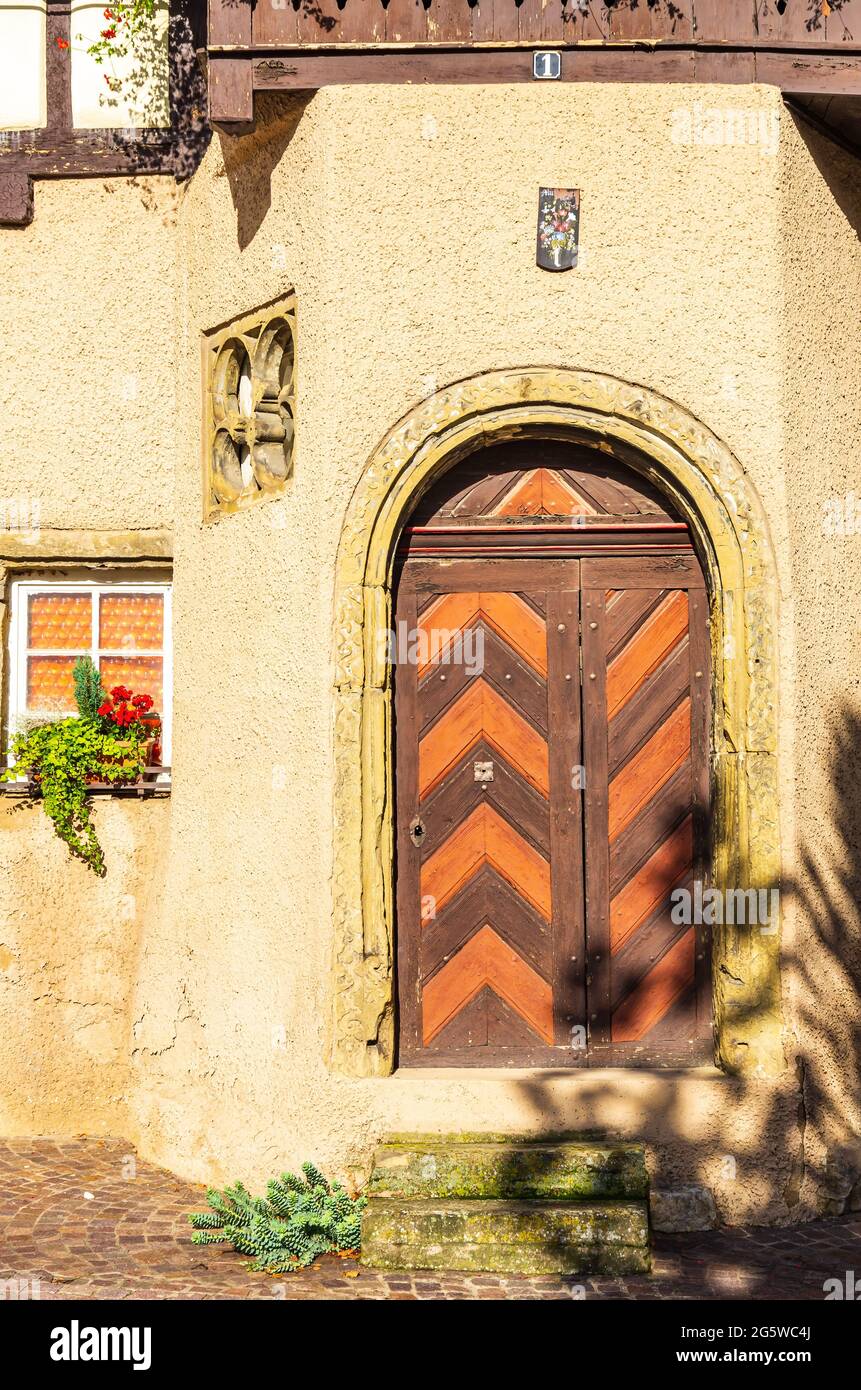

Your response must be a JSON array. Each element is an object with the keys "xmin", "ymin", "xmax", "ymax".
[
  {"xmin": 6, "ymin": 577, "xmax": 173, "ymax": 764},
  {"xmin": 0, "ymin": 1, "xmax": 47, "ymax": 132},
  {"xmin": 71, "ymin": 0, "xmax": 170, "ymax": 130}
]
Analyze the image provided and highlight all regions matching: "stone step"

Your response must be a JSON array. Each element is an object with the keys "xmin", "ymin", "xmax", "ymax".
[
  {"xmin": 367, "ymin": 1135, "xmax": 649, "ymax": 1202},
  {"xmin": 361, "ymin": 1198, "xmax": 650, "ymax": 1275}
]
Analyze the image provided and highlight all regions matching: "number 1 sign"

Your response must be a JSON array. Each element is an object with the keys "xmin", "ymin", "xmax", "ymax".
[{"xmin": 533, "ymin": 51, "xmax": 561, "ymax": 80}]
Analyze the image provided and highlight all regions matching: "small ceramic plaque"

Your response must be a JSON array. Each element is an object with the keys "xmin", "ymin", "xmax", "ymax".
[{"xmin": 536, "ymin": 187, "xmax": 580, "ymax": 271}]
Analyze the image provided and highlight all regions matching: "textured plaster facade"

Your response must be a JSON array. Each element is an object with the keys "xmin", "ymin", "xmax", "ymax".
[{"xmin": 0, "ymin": 83, "xmax": 859, "ymax": 1226}]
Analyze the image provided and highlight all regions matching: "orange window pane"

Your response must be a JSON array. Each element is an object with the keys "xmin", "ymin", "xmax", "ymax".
[
  {"xmin": 27, "ymin": 656, "xmax": 78, "ymax": 713},
  {"xmin": 99, "ymin": 657, "xmax": 163, "ymax": 712},
  {"xmin": 28, "ymin": 593, "xmax": 92, "ymax": 650},
  {"xmin": 99, "ymin": 593, "xmax": 164, "ymax": 651}
]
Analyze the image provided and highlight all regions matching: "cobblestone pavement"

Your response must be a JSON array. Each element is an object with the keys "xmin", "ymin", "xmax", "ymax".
[{"xmin": 1, "ymin": 1138, "xmax": 859, "ymax": 1301}]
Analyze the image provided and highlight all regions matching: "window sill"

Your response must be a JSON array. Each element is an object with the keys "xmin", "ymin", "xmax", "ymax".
[{"xmin": 0, "ymin": 767, "xmax": 172, "ymax": 799}]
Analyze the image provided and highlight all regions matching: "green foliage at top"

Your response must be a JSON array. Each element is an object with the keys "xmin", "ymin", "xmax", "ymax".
[
  {"xmin": 3, "ymin": 718, "xmax": 149, "ymax": 876},
  {"xmin": 79, "ymin": 0, "xmax": 167, "ymax": 123},
  {"xmin": 72, "ymin": 656, "xmax": 105, "ymax": 721},
  {"xmin": 188, "ymin": 1162, "xmax": 367, "ymax": 1273}
]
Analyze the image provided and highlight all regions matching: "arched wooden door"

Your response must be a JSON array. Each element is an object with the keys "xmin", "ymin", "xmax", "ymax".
[{"xmin": 394, "ymin": 440, "xmax": 712, "ymax": 1068}]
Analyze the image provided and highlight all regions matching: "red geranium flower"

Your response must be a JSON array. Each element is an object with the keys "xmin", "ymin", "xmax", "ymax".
[{"xmin": 97, "ymin": 684, "xmax": 156, "ymax": 738}]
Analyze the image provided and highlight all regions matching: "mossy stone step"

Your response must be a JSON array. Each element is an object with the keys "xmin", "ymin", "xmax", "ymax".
[
  {"xmin": 367, "ymin": 1137, "xmax": 648, "ymax": 1201},
  {"xmin": 361, "ymin": 1198, "xmax": 650, "ymax": 1275}
]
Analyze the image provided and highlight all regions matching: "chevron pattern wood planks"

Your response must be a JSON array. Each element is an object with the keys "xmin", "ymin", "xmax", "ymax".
[{"xmin": 395, "ymin": 446, "xmax": 712, "ymax": 1068}]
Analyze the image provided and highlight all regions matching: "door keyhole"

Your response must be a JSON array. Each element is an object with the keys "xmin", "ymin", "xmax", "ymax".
[{"xmin": 409, "ymin": 817, "xmax": 426, "ymax": 847}]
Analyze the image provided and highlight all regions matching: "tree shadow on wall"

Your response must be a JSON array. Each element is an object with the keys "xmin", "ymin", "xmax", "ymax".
[
  {"xmin": 479, "ymin": 701, "xmax": 861, "ymax": 1288},
  {"xmin": 216, "ymin": 93, "xmax": 315, "ymax": 250},
  {"xmin": 782, "ymin": 702, "xmax": 861, "ymax": 1209},
  {"xmin": 105, "ymin": 1, "xmax": 211, "ymax": 181}
]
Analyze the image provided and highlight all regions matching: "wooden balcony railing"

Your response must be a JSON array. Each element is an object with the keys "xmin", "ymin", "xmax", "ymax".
[
  {"xmin": 207, "ymin": 0, "xmax": 861, "ymax": 150},
  {"xmin": 211, "ymin": 0, "xmax": 861, "ymax": 48}
]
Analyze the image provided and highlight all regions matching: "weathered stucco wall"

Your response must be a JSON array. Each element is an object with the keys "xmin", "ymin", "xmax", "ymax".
[
  {"xmin": 134, "ymin": 83, "xmax": 799, "ymax": 1218},
  {"xmin": 1, "ymin": 83, "xmax": 860, "ymax": 1225},
  {"xmin": 0, "ymin": 177, "xmax": 177, "ymax": 1132},
  {"xmin": 0, "ymin": 177, "xmax": 180, "ymax": 530},
  {"xmin": 0, "ymin": 798, "xmax": 169, "ymax": 1136}
]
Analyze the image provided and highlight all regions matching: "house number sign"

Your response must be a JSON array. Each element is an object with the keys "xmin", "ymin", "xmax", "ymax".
[{"xmin": 533, "ymin": 51, "xmax": 561, "ymax": 80}]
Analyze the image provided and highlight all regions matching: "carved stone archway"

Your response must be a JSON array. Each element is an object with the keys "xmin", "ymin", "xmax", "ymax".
[{"xmin": 330, "ymin": 369, "xmax": 783, "ymax": 1080}]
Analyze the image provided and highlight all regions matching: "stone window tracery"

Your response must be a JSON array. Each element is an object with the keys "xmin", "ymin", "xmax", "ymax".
[{"xmin": 204, "ymin": 294, "xmax": 296, "ymax": 519}]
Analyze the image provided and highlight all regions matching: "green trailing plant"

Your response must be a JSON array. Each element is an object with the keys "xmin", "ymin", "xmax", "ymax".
[
  {"xmin": 79, "ymin": 0, "xmax": 168, "ymax": 122},
  {"xmin": 4, "ymin": 717, "xmax": 149, "ymax": 876},
  {"xmin": 73, "ymin": 655, "xmax": 106, "ymax": 721},
  {"xmin": 188, "ymin": 1163, "xmax": 367, "ymax": 1273},
  {"xmin": 3, "ymin": 679, "xmax": 159, "ymax": 874}
]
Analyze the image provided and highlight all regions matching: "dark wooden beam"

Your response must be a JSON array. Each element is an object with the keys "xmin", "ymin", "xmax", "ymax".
[
  {"xmin": 223, "ymin": 43, "xmax": 861, "ymax": 102},
  {"xmin": 207, "ymin": 0, "xmax": 253, "ymax": 122},
  {"xmin": 0, "ymin": 132, "xmax": 179, "ymax": 178},
  {"xmin": 0, "ymin": 173, "xmax": 34, "ymax": 227},
  {"xmin": 45, "ymin": 0, "xmax": 73, "ymax": 132},
  {"xmin": 209, "ymin": 57, "xmax": 254, "ymax": 124},
  {"xmin": 786, "ymin": 95, "xmax": 861, "ymax": 163}
]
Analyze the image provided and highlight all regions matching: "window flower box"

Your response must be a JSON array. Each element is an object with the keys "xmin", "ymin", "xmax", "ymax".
[{"xmin": 1, "ymin": 664, "xmax": 169, "ymax": 874}]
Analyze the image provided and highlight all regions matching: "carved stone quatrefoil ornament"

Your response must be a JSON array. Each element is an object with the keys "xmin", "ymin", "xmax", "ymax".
[{"xmin": 204, "ymin": 293, "xmax": 296, "ymax": 518}]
